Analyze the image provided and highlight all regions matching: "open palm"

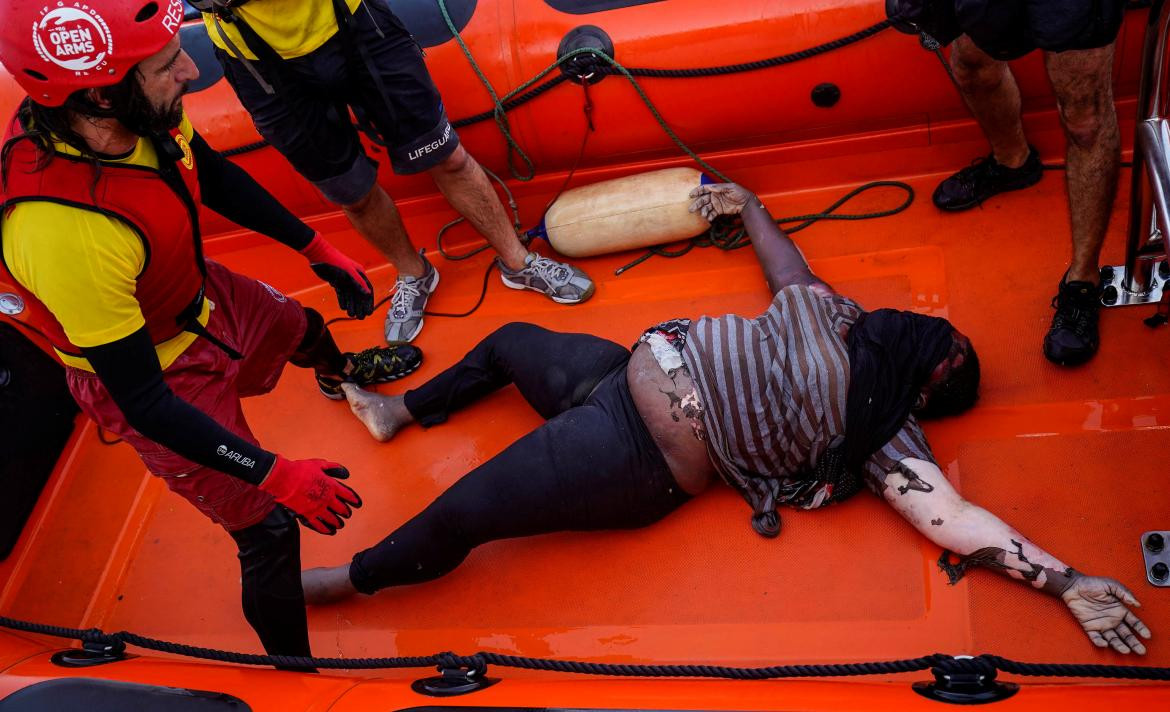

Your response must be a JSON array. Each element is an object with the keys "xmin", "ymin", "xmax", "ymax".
[
  {"xmin": 1061, "ymin": 575, "xmax": 1151, "ymax": 654},
  {"xmin": 689, "ymin": 183, "xmax": 755, "ymax": 221}
]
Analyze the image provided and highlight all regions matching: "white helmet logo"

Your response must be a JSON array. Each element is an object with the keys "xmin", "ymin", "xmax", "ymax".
[{"xmin": 33, "ymin": 5, "xmax": 114, "ymax": 73}]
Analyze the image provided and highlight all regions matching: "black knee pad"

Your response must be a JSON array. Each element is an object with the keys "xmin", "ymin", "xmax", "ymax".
[{"xmin": 289, "ymin": 308, "xmax": 344, "ymax": 373}]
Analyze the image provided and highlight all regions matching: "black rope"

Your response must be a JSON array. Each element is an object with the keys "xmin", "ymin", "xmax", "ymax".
[
  {"xmin": 322, "ymin": 261, "xmax": 497, "ymax": 328},
  {"xmin": 616, "ymin": 20, "xmax": 892, "ymax": 79},
  {"xmin": 473, "ymin": 650, "xmax": 941, "ymax": 679},
  {"xmin": 421, "ymin": 261, "xmax": 497, "ymax": 319},
  {"xmin": 216, "ymin": 19, "xmax": 890, "ymax": 158},
  {"xmin": 981, "ymin": 654, "xmax": 1170, "ymax": 681},
  {"xmin": 5, "ymin": 615, "xmax": 1170, "ymax": 681},
  {"xmin": 615, "ymin": 180, "xmax": 916, "ymax": 275},
  {"xmin": 0, "ymin": 615, "xmax": 936, "ymax": 676},
  {"xmin": 452, "ymin": 74, "xmax": 571, "ymax": 129}
]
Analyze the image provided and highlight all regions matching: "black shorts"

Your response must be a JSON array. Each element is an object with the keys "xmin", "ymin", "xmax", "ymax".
[
  {"xmin": 218, "ymin": 0, "xmax": 460, "ymax": 204},
  {"xmin": 954, "ymin": 0, "xmax": 1125, "ymax": 61}
]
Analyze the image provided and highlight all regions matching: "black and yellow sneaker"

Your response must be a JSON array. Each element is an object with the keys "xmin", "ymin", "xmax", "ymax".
[{"xmin": 317, "ymin": 344, "xmax": 424, "ymax": 400}]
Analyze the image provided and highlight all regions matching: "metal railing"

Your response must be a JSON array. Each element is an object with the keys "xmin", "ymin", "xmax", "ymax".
[{"xmin": 1103, "ymin": 0, "xmax": 1170, "ymax": 308}]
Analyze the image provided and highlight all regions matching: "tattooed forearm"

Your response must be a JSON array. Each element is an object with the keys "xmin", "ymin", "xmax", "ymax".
[
  {"xmin": 869, "ymin": 461, "xmax": 937, "ymax": 496},
  {"xmin": 893, "ymin": 461, "xmax": 934, "ymax": 495},
  {"xmin": 937, "ymin": 541, "xmax": 1078, "ymax": 595}
]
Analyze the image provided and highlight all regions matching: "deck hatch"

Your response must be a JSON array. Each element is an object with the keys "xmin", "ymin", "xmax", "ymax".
[{"xmin": 0, "ymin": 678, "xmax": 251, "ymax": 711}]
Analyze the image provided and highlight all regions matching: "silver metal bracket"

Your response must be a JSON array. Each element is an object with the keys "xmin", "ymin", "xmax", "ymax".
[
  {"xmin": 1100, "ymin": 260, "xmax": 1170, "ymax": 307},
  {"xmin": 1142, "ymin": 531, "xmax": 1170, "ymax": 587}
]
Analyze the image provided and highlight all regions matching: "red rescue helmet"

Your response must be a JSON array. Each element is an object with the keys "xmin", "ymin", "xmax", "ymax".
[{"xmin": 0, "ymin": 0, "xmax": 187, "ymax": 107}]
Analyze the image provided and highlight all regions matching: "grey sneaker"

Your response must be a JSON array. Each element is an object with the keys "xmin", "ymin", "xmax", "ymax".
[
  {"xmin": 497, "ymin": 252, "xmax": 595, "ymax": 304},
  {"xmin": 384, "ymin": 250, "xmax": 439, "ymax": 344}
]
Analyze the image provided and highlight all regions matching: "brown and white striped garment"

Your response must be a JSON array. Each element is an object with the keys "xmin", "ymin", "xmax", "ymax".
[{"xmin": 679, "ymin": 284, "xmax": 934, "ymax": 521}]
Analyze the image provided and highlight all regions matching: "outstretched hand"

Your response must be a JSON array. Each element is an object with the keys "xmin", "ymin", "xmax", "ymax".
[
  {"xmin": 1061, "ymin": 575, "xmax": 1152, "ymax": 654},
  {"xmin": 260, "ymin": 456, "xmax": 363, "ymax": 536},
  {"xmin": 300, "ymin": 233, "xmax": 375, "ymax": 319},
  {"xmin": 689, "ymin": 183, "xmax": 756, "ymax": 222}
]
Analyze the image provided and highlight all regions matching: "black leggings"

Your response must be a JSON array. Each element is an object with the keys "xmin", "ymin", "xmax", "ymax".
[
  {"xmin": 228, "ymin": 506, "xmax": 313, "ymax": 669},
  {"xmin": 348, "ymin": 323, "xmax": 691, "ymax": 594}
]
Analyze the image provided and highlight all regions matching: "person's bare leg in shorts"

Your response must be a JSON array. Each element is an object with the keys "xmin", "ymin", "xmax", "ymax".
[
  {"xmin": 1045, "ymin": 44, "xmax": 1120, "ymax": 289},
  {"xmin": 342, "ymin": 182, "xmax": 428, "ymax": 279},
  {"xmin": 944, "ymin": 38, "xmax": 1118, "ymax": 366},
  {"xmin": 341, "ymin": 145, "xmax": 529, "ymax": 279},
  {"xmin": 950, "ymin": 35, "xmax": 1031, "ymax": 169},
  {"xmin": 428, "ymin": 144, "xmax": 528, "ymax": 270}
]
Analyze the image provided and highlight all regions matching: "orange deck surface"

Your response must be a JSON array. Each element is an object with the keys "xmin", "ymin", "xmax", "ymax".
[{"xmin": 2, "ymin": 95, "xmax": 1169, "ymax": 702}]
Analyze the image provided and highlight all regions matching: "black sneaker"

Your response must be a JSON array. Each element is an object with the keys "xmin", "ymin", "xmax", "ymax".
[
  {"xmin": 1043, "ymin": 279, "xmax": 1101, "ymax": 367},
  {"xmin": 317, "ymin": 344, "xmax": 423, "ymax": 400},
  {"xmin": 932, "ymin": 149, "xmax": 1043, "ymax": 212}
]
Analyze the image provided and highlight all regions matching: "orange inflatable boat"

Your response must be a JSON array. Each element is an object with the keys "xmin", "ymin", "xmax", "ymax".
[{"xmin": 3, "ymin": 0, "xmax": 1170, "ymax": 709}]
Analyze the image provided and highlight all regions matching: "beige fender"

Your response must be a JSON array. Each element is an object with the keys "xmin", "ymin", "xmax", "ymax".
[{"xmin": 544, "ymin": 168, "xmax": 712, "ymax": 258}]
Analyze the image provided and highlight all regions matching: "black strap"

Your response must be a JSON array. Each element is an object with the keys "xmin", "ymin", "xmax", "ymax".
[
  {"xmin": 146, "ymin": 134, "xmax": 243, "ymax": 361},
  {"xmin": 221, "ymin": 7, "xmax": 289, "ymax": 76},
  {"xmin": 174, "ymin": 287, "xmax": 243, "ymax": 361},
  {"xmin": 202, "ymin": 0, "xmax": 398, "ymax": 146},
  {"xmin": 184, "ymin": 319, "xmax": 244, "ymax": 361},
  {"xmin": 146, "ymin": 133, "xmax": 205, "ymax": 276},
  {"xmin": 330, "ymin": 0, "xmax": 399, "ymax": 148}
]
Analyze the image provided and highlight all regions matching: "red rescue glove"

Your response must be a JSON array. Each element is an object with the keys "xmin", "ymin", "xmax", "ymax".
[
  {"xmin": 259, "ymin": 456, "xmax": 363, "ymax": 535},
  {"xmin": 299, "ymin": 233, "xmax": 375, "ymax": 319}
]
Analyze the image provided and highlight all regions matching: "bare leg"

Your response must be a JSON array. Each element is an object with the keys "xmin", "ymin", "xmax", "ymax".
[
  {"xmin": 341, "ymin": 383, "xmax": 414, "ymax": 442},
  {"xmin": 428, "ymin": 145, "xmax": 528, "ymax": 271},
  {"xmin": 343, "ymin": 185, "xmax": 426, "ymax": 278},
  {"xmin": 951, "ymin": 35, "xmax": 1031, "ymax": 168},
  {"xmin": 302, "ymin": 565, "xmax": 357, "ymax": 605},
  {"xmin": 1045, "ymin": 45, "xmax": 1120, "ymax": 283}
]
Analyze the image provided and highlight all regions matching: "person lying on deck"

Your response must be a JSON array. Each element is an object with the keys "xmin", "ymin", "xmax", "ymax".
[{"xmin": 304, "ymin": 182, "xmax": 1152, "ymax": 656}]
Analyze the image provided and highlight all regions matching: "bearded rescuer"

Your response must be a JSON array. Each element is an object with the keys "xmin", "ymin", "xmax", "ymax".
[{"xmin": 0, "ymin": 0, "xmax": 423, "ymax": 663}]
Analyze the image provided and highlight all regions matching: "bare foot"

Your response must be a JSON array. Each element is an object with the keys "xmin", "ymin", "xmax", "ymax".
[
  {"xmin": 302, "ymin": 565, "xmax": 359, "ymax": 605},
  {"xmin": 341, "ymin": 383, "xmax": 413, "ymax": 442}
]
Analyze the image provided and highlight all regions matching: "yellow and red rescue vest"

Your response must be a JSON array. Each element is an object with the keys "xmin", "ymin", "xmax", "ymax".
[{"xmin": 0, "ymin": 115, "xmax": 205, "ymax": 356}]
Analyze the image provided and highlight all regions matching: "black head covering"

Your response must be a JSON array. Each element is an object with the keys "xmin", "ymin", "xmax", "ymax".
[{"xmin": 844, "ymin": 308, "xmax": 956, "ymax": 470}]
